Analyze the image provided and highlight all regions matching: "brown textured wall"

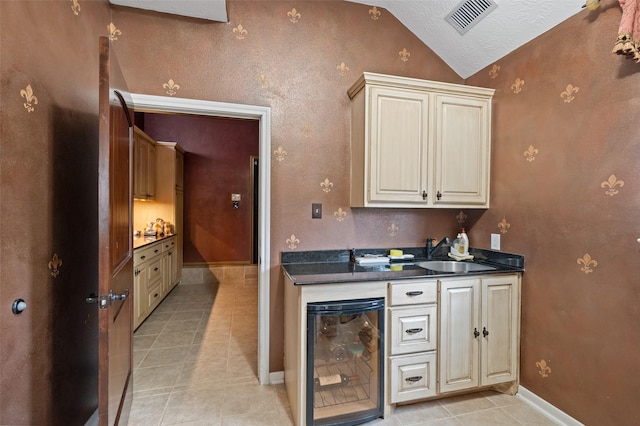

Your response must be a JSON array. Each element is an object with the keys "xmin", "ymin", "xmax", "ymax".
[
  {"xmin": 0, "ymin": 1, "xmax": 112, "ymax": 424},
  {"xmin": 466, "ymin": 6, "xmax": 639, "ymax": 425},
  {"xmin": 6, "ymin": 0, "xmax": 634, "ymax": 423},
  {"xmin": 142, "ymin": 113, "xmax": 260, "ymax": 264},
  {"xmin": 111, "ymin": 0, "xmax": 464, "ymax": 373}
]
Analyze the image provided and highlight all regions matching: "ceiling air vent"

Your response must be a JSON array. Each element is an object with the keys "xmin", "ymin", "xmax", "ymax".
[{"xmin": 445, "ymin": 0, "xmax": 497, "ymax": 35}]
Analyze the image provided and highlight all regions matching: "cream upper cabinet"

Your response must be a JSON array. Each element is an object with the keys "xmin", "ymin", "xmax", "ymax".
[
  {"xmin": 348, "ymin": 73, "xmax": 494, "ymax": 208},
  {"xmin": 133, "ymin": 126, "xmax": 156, "ymax": 200},
  {"xmin": 439, "ymin": 274, "xmax": 520, "ymax": 394}
]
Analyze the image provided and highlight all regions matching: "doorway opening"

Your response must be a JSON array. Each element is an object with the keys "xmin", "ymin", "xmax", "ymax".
[{"xmin": 130, "ymin": 93, "xmax": 271, "ymax": 385}]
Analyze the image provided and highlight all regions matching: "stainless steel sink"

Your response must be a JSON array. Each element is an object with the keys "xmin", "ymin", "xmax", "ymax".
[{"xmin": 415, "ymin": 261, "xmax": 496, "ymax": 273}]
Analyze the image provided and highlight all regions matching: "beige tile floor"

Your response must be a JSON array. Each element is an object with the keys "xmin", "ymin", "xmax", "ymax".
[{"xmin": 128, "ymin": 267, "xmax": 558, "ymax": 426}]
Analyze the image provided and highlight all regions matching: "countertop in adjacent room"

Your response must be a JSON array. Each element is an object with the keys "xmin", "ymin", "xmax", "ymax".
[{"xmin": 133, "ymin": 234, "xmax": 176, "ymax": 250}]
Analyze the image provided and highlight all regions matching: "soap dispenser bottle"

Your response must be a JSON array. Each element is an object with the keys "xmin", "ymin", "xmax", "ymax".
[{"xmin": 459, "ymin": 228, "xmax": 469, "ymax": 255}]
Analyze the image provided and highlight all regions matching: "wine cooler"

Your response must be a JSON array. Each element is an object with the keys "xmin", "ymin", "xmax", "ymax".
[{"xmin": 306, "ymin": 298, "xmax": 384, "ymax": 425}]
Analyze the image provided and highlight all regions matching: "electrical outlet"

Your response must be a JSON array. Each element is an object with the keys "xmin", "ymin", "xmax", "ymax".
[
  {"xmin": 491, "ymin": 233, "xmax": 501, "ymax": 250},
  {"xmin": 312, "ymin": 203, "xmax": 322, "ymax": 219}
]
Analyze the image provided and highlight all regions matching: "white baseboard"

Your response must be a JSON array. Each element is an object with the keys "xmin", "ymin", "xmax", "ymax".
[
  {"xmin": 269, "ymin": 371, "xmax": 285, "ymax": 384},
  {"xmin": 517, "ymin": 386, "xmax": 584, "ymax": 426}
]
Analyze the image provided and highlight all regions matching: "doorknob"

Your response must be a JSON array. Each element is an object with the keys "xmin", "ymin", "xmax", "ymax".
[
  {"xmin": 110, "ymin": 289, "xmax": 129, "ymax": 304},
  {"xmin": 12, "ymin": 298, "xmax": 27, "ymax": 315}
]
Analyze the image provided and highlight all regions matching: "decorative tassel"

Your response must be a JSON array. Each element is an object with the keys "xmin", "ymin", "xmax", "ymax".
[{"xmin": 613, "ymin": 33, "xmax": 635, "ymax": 54}]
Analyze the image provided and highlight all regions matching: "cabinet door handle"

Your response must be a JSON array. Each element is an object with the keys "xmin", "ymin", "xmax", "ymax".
[
  {"xmin": 474, "ymin": 328, "xmax": 480, "ymax": 338},
  {"xmin": 421, "ymin": 191, "xmax": 427, "ymax": 200},
  {"xmin": 436, "ymin": 191, "xmax": 442, "ymax": 200},
  {"xmin": 140, "ymin": 255, "xmax": 146, "ymax": 260},
  {"xmin": 405, "ymin": 376, "xmax": 423, "ymax": 383},
  {"xmin": 154, "ymin": 267, "xmax": 159, "ymax": 271},
  {"xmin": 483, "ymin": 327, "xmax": 489, "ymax": 337},
  {"xmin": 154, "ymin": 249, "xmax": 159, "ymax": 253},
  {"xmin": 405, "ymin": 328, "xmax": 423, "ymax": 334},
  {"xmin": 405, "ymin": 291, "xmax": 423, "ymax": 296}
]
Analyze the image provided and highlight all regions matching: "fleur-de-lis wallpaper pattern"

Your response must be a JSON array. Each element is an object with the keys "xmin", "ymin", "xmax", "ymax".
[
  {"xmin": 468, "ymin": 8, "xmax": 637, "ymax": 423},
  {"xmin": 3, "ymin": 1, "xmax": 638, "ymax": 423}
]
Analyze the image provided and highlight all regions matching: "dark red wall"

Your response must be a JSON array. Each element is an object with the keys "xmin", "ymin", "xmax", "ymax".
[{"xmin": 143, "ymin": 114, "xmax": 259, "ymax": 264}]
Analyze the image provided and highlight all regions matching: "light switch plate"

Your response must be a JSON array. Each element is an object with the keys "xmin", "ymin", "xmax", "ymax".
[
  {"xmin": 491, "ymin": 233, "xmax": 501, "ymax": 250},
  {"xmin": 312, "ymin": 203, "xmax": 322, "ymax": 219}
]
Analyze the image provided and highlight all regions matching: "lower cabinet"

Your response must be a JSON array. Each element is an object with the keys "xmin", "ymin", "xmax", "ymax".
[
  {"xmin": 284, "ymin": 271, "xmax": 521, "ymax": 424},
  {"xmin": 388, "ymin": 279, "xmax": 438, "ymax": 403},
  {"xmin": 439, "ymin": 274, "xmax": 520, "ymax": 394},
  {"xmin": 133, "ymin": 236, "xmax": 180, "ymax": 330}
]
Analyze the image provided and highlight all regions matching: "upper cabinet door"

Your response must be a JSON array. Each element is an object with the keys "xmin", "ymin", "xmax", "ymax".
[
  {"xmin": 368, "ymin": 86, "xmax": 430, "ymax": 205},
  {"xmin": 433, "ymin": 95, "xmax": 491, "ymax": 207}
]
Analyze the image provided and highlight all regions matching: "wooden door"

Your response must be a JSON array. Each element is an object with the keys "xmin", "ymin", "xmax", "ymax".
[
  {"xmin": 480, "ymin": 275, "xmax": 520, "ymax": 386},
  {"xmin": 98, "ymin": 36, "xmax": 134, "ymax": 426},
  {"xmin": 368, "ymin": 86, "xmax": 430, "ymax": 205},
  {"xmin": 439, "ymin": 278, "xmax": 480, "ymax": 393},
  {"xmin": 433, "ymin": 94, "xmax": 491, "ymax": 207}
]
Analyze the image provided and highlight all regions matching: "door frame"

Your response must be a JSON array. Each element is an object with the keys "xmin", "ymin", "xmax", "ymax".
[{"xmin": 130, "ymin": 94, "xmax": 271, "ymax": 385}]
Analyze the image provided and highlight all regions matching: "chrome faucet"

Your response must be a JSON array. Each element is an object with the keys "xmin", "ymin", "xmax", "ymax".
[{"xmin": 426, "ymin": 237, "xmax": 450, "ymax": 260}]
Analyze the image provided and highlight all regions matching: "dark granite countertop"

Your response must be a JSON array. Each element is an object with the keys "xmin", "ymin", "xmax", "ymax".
[
  {"xmin": 282, "ymin": 246, "xmax": 524, "ymax": 285},
  {"xmin": 133, "ymin": 234, "xmax": 176, "ymax": 250}
]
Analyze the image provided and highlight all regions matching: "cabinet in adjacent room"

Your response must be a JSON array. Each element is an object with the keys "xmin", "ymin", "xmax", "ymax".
[
  {"xmin": 133, "ymin": 236, "xmax": 179, "ymax": 329},
  {"xmin": 439, "ymin": 274, "xmax": 520, "ymax": 394},
  {"xmin": 133, "ymin": 126, "xmax": 156, "ymax": 200},
  {"xmin": 155, "ymin": 141, "xmax": 185, "ymax": 282},
  {"xmin": 348, "ymin": 72, "xmax": 494, "ymax": 208}
]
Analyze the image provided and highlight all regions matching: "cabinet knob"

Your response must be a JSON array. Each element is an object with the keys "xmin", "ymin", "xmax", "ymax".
[
  {"xmin": 421, "ymin": 191, "xmax": 427, "ymax": 200},
  {"xmin": 474, "ymin": 328, "xmax": 480, "ymax": 338},
  {"xmin": 436, "ymin": 191, "xmax": 442, "ymax": 200},
  {"xmin": 483, "ymin": 327, "xmax": 489, "ymax": 337}
]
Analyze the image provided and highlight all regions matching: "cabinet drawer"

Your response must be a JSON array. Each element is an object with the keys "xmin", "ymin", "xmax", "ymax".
[
  {"xmin": 390, "ymin": 353, "xmax": 437, "ymax": 403},
  {"xmin": 134, "ymin": 243, "xmax": 162, "ymax": 265},
  {"xmin": 161, "ymin": 237, "xmax": 176, "ymax": 253},
  {"xmin": 389, "ymin": 280, "xmax": 437, "ymax": 306},
  {"xmin": 147, "ymin": 280, "xmax": 162, "ymax": 310},
  {"xmin": 134, "ymin": 245, "xmax": 153, "ymax": 265},
  {"xmin": 147, "ymin": 257, "xmax": 163, "ymax": 285},
  {"xmin": 390, "ymin": 305, "xmax": 437, "ymax": 355}
]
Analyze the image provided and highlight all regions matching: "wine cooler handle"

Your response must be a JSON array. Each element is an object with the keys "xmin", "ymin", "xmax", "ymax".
[
  {"xmin": 405, "ymin": 291, "xmax": 423, "ymax": 296},
  {"xmin": 405, "ymin": 328, "xmax": 423, "ymax": 334},
  {"xmin": 405, "ymin": 376, "xmax": 423, "ymax": 383}
]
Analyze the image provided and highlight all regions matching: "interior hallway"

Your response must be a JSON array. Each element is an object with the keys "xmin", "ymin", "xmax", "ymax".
[{"xmin": 128, "ymin": 266, "xmax": 558, "ymax": 425}]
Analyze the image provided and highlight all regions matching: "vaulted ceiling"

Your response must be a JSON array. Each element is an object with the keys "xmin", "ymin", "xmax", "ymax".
[{"xmin": 109, "ymin": 0, "xmax": 588, "ymax": 78}]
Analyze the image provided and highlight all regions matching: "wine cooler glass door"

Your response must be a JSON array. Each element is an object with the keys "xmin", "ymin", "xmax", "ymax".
[{"xmin": 306, "ymin": 298, "xmax": 384, "ymax": 426}]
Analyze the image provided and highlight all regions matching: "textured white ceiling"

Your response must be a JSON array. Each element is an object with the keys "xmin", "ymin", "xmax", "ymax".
[
  {"xmin": 348, "ymin": 0, "xmax": 587, "ymax": 78},
  {"xmin": 109, "ymin": 0, "xmax": 228, "ymax": 22},
  {"xmin": 109, "ymin": 0, "xmax": 588, "ymax": 79}
]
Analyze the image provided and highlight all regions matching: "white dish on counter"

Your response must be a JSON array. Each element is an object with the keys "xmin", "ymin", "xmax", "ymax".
[{"xmin": 389, "ymin": 254, "xmax": 415, "ymax": 260}]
